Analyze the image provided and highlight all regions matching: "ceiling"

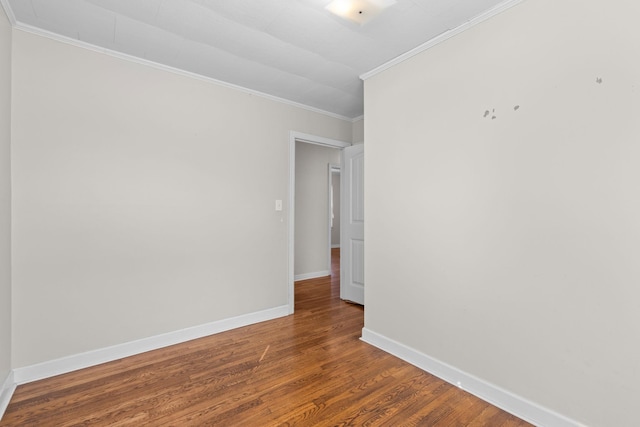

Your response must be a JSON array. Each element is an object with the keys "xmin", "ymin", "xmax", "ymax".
[{"xmin": 5, "ymin": 0, "xmax": 509, "ymax": 119}]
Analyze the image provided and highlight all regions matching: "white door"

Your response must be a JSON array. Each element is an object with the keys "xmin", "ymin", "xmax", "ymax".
[{"xmin": 340, "ymin": 144, "xmax": 364, "ymax": 305}]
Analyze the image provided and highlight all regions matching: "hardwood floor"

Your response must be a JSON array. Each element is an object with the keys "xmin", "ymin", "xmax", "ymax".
[{"xmin": 1, "ymin": 249, "xmax": 531, "ymax": 426}]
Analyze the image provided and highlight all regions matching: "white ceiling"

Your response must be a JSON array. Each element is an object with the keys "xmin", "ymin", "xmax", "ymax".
[{"xmin": 5, "ymin": 0, "xmax": 508, "ymax": 119}]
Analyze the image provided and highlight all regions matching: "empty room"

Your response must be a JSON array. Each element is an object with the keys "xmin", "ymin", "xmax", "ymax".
[{"xmin": 1, "ymin": 0, "xmax": 638, "ymax": 426}]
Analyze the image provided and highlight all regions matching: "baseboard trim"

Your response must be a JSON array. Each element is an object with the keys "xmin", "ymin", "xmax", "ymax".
[
  {"xmin": 294, "ymin": 270, "xmax": 330, "ymax": 281},
  {"xmin": 331, "ymin": 244, "xmax": 341, "ymax": 249},
  {"xmin": 360, "ymin": 328, "xmax": 585, "ymax": 427},
  {"xmin": 13, "ymin": 305, "xmax": 290, "ymax": 385},
  {"xmin": 0, "ymin": 370, "xmax": 16, "ymax": 421}
]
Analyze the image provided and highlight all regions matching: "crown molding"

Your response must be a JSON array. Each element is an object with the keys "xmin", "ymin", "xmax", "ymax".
[
  {"xmin": 0, "ymin": 0, "xmax": 16, "ymax": 26},
  {"xmin": 13, "ymin": 22, "xmax": 356, "ymax": 122},
  {"xmin": 360, "ymin": 0, "xmax": 526, "ymax": 80}
]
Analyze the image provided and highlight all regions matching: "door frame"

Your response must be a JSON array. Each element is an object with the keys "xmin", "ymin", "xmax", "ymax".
[{"xmin": 288, "ymin": 131, "xmax": 351, "ymax": 314}]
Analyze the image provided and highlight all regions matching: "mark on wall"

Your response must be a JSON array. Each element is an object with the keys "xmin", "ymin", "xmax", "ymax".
[
  {"xmin": 596, "ymin": 77, "xmax": 603, "ymax": 84},
  {"xmin": 483, "ymin": 108, "xmax": 497, "ymax": 119},
  {"xmin": 483, "ymin": 106, "xmax": 521, "ymax": 120}
]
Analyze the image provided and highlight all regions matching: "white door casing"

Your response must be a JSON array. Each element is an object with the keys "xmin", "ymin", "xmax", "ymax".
[{"xmin": 340, "ymin": 144, "xmax": 364, "ymax": 305}]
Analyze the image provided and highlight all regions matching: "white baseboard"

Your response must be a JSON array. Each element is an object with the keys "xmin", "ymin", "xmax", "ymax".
[
  {"xmin": 13, "ymin": 305, "xmax": 290, "ymax": 385},
  {"xmin": 0, "ymin": 370, "xmax": 16, "ymax": 421},
  {"xmin": 331, "ymin": 244, "xmax": 341, "ymax": 249},
  {"xmin": 294, "ymin": 270, "xmax": 330, "ymax": 281},
  {"xmin": 361, "ymin": 328, "xmax": 585, "ymax": 427}
]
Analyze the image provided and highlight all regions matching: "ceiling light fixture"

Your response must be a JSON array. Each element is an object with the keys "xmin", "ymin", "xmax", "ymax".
[{"xmin": 325, "ymin": 0, "xmax": 396, "ymax": 25}]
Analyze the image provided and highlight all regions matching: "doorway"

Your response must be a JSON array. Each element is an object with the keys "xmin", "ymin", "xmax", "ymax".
[{"xmin": 288, "ymin": 132, "xmax": 350, "ymax": 314}]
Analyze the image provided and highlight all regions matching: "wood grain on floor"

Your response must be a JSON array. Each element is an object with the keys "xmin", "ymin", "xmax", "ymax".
[{"xmin": 1, "ymin": 249, "xmax": 532, "ymax": 426}]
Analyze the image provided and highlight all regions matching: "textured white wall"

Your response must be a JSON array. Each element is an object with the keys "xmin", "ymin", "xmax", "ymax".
[
  {"xmin": 364, "ymin": 1, "xmax": 640, "ymax": 426},
  {"xmin": 10, "ymin": 30, "xmax": 352, "ymax": 368},
  {"xmin": 0, "ymin": 6, "xmax": 12, "ymax": 386},
  {"xmin": 294, "ymin": 142, "xmax": 340, "ymax": 277}
]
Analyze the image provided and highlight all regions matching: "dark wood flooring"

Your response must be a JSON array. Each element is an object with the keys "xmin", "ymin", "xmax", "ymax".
[{"xmin": 1, "ymin": 248, "xmax": 531, "ymax": 426}]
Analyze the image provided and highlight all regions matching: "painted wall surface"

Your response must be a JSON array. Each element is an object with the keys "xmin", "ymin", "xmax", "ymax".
[
  {"xmin": 331, "ymin": 173, "xmax": 340, "ymax": 247},
  {"xmin": 0, "ymin": 6, "xmax": 12, "ymax": 385},
  {"xmin": 364, "ymin": 1, "xmax": 640, "ymax": 426},
  {"xmin": 294, "ymin": 142, "xmax": 340, "ymax": 277},
  {"xmin": 11, "ymin": 30, "xmax": 352, "ymax": 368},
  {"xmin": 352, "ymin": 118, "xmax": 364, "ymax": 144}
]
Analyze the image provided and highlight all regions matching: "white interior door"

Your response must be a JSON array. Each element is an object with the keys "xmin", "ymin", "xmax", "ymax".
[{"xmin": 340, "ymin": 144, "xmax": 364, "ymax": 305}]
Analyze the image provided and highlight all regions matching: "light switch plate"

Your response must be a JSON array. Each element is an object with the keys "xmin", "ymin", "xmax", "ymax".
[{"xmin": 275, "ymin": 200, "xmax": 283, "ymax": 211}]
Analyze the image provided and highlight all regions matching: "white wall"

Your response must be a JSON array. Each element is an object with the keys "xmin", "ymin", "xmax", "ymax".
[
  {"xmin": 0, "ymin": 5, "xmax": 12, "ymax": 390},
  {"xmin": 364, "ymin": 1, "xmax": 640, "ymax": 426},
  {"xmin": 331, "ymin": 172, "xmax": 340, "ymax": 247},
  {"xmin": 294, "ymin": 142, "xmax": 340, "ymax": 278},
  {"xmin": 10, "ymin": 29, "xmax": 352, "ymax": 368},
  {"xmin": 352, "ymin": 118, "xmax": 364, "ymax": 144}
]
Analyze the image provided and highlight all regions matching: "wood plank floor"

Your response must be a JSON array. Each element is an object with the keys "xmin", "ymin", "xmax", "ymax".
[{"xmin": 1, "ymin": 249, "xmax": 532, "ymax": 426}]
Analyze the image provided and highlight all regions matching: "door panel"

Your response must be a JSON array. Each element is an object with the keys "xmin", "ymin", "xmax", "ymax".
[{"xmin": 341, "ymin": 144, "xmax": 364, "ymax": 305}]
